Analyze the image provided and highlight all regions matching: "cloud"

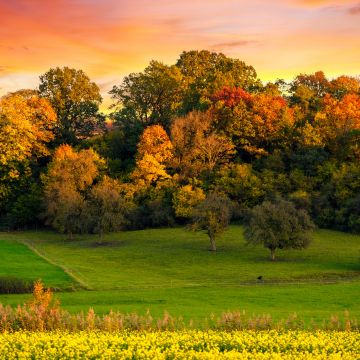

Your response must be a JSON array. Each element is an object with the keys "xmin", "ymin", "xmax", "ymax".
[
  {"xmin": 293, "ymin": 0, "xmax": 358, "ymax": 7},
  {"xmin": 209, "ymin": 40, "xmax": 260, "ymax": 51},
  {"xmin": 210, "ymin": 40, "xmax": 260, "ymax": 50},
  {"xmin": 348, "ymin": 3, "xmax": 360, "ymax": 14}
]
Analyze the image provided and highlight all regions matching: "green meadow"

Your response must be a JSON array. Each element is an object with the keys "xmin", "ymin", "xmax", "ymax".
[{"xmin": 1, "ymin": 226, "xmax": 359, "ymax": 322}]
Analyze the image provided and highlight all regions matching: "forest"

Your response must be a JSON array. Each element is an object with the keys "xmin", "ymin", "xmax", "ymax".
[{"xmin": 1, "ymin": 50, "xmax": 359, "ymax": 239}]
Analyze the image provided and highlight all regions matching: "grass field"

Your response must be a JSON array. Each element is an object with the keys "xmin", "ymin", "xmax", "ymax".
[{"xmin": 0, "ymin": 226, "xmax": 359, "ymax": 322}]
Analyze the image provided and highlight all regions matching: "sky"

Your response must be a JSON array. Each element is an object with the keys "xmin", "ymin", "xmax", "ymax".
[{"xmin": 0, "ymin": 0, "xmax": 359, "ymax": 109}]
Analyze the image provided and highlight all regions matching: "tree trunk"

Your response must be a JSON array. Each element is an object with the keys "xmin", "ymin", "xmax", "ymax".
[
  {"xmin": 270, "ymin": 248, "xmax": 276, "ymax": 261},
  {"xmin": 209, "ymin": 236, "xmax": 217, "ymax": 251}
]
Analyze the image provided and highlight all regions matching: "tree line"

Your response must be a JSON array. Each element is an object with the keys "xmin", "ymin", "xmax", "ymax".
[{"xmin": 0, "ymin": 50, "xmax": 359, "ymax": 248}]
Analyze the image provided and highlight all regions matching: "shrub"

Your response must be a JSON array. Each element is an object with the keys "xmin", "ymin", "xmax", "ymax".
[{"xmin": 0, "ymin": 277, "xmax": 34, "ymax": 294}]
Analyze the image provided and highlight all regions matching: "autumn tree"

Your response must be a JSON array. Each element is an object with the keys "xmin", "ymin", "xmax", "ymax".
[
  {"xmin": 0, "ymin": 91, "xmax": 56, "ymax": 168},
  {"xmin": 172, "ymin": 184, "xmax": 206, "ymax": 219},
  {"xmin": 84, "ymin": 176, "xmax": 128, "ymax": 242},
  {"xmin": 42, "ymin": 144, "xmax": 104, "ymax": 238},
  {"xmin": 0, "ymin": 91, "xmax": 57, "ymax": 222},
  {"xmin": 110, "ymin": 61, "xmax": 182, "ymax": 130},
  {"xmin": 39, "ymin": 67, "xmax": 104, "ymax": 145},
  {"xmin": 244, "ymin": 199, "xmax": 315, "ymax": 261},
  {"xmin": 329, "ymin": 75, "xmax": 360, "ymax": 99},
  {"xmin": 290, "ymin": 71, "xmax": 330, "ymax": 98},
  {"xmin": 316, "ymin": 93, "xmax": 360, "ymax": 141},
  {"xmin": 131, "ymin": 125, "xmax": 173, "ymax": 187},
  {"xmin": 176, "ymin": 50, "xmax": 261, "ymax": 112},
  {"xmin": 191, "ymin": 193, "xmax": 231, "ymax": 251},
  {"xmin": 171, "ymin": 111, "xmax": 234, "ymax": 180},
  {"xmin": 211, "ymin": 87, "xmax": 294, "ymax": 158}
]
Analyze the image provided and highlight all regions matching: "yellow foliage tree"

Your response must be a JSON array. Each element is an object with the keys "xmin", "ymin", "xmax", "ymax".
[
  {"xmin": 0, "ymin": 92, "xmax": 56, "ymax": 167},
  {"xmin": 132, "ymin": 125, "xmax": 173, "ymax": 187},
  {"xmin": 172, "ymin": 185, "xmax": 206, "ymax": 218},
  {"xmin": 42, "ymin": 145, "xmax": 104, "ymax": 238}
]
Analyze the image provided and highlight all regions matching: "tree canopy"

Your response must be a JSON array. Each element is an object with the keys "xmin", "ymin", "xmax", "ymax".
[
  {"xmin": 244, "ymin": 199, "xmax": 315, "ymax": 260},
  {"xmin": 39, "ymin": 67, "xmax": 104, "ymax": 145}
]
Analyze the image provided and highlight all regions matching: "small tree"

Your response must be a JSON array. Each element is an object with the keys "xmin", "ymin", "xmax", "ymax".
[
  {"xmin": 244, "ymin": 199, "xmax": 315, "ymax": 261},
  {"xmin": 191, "ymin": 193, "xmax": 231, "ymax": 251},
  {"xmin": 85, "ymin": 176, "xmax": 128, "ymax": 243}
]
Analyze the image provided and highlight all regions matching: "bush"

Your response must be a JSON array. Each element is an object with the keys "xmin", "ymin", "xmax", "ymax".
[{"xmin": 0, "ymin": 277, "xmax": 34, "ymax": 294}]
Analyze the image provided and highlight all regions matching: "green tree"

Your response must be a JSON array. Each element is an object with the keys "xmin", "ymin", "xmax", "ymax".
[
  {"xmin": 244, "ymin": 199, "xmax": 315, "ymax": 261},
  {"xmin": 172, "ymin": 184, "xmax": 206, "ymax": 219},
  {"xmin": 85, "ymin": 176, "xmax": 128, "ymax": 242},
  {"xmin": 191, "ymin": 193, "xmax": 231, "ymax": 251},
  {"xmin": 39, "ymin": 67, "xmax": 104, "ymax": 145},
  {"xmin": 110, "ymin": 60, "xmax": 182, "ymax": 130}
]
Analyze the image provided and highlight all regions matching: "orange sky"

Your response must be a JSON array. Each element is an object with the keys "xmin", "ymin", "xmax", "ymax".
[{"xmin": 0, "ymin": 0, "xmax": 359, "ymax": 109}]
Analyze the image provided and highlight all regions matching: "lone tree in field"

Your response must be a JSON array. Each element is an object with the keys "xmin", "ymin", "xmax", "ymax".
[
  {"xmin": 244, "ymin": 199, "xmax": 315, "ymax": 261},
  {"xmin": 191, "ymin": 193, "xmax": 231, "ymax": 251}
]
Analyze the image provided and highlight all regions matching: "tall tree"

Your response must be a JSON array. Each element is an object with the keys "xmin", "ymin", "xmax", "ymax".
[
  {"xmin": 0, "ymin": 91, "xmax": 56, "ymax": 167},
  {"xmin": 329, "ymin": 75, "xmax": 360, "ymax": 99},
  {"xmin": 176, "ymin": 50, "xmax": 261, "ymax": 112},
  {"xmin": 0, "ymin": 91, "xmax": 56, "ymax": 214},
  {"xmin": 110, "ymin": 61, "xmax": 182, "ymax": 130},
  {"xmin": 39, "ymin": 67, "xmax": 104, "ymax": 145},
  {"xmin": 171, "ymin": 111, "xmax": 234, "ymax": 180},
  {"xmin": 131, "ymin": 125, "xmax": 173, "ymax": 187},
  {"xmin": 42, "ymin": 145, "xmax": 104, "ymax": 238},
  {"xmin": 211, "ymin": 87, "xmax": 294, "ymax": 158}
]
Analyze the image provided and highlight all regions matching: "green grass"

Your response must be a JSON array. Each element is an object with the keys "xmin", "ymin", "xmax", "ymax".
[
  {"xmin": 0, "ymin": 236, "xmax": 75, "ymax": 289},
  {"xmin": 0, "ymin": 226, "xmax": 359, "ymax": 322}
]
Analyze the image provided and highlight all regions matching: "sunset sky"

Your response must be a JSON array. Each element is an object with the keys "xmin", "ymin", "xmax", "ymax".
[{"xmin": 0, "ymin": 0, "xmax": 359, "ymax": 108}]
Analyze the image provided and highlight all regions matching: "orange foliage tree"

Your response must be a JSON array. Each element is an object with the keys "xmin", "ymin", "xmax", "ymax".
[
  {"xmin": 42, "ymin": 145, "xmax": 104, "ymax": 238},
  {"xmin": 211, "ymin": 87, "xmax": 294, "ymax": 157},
  {"xmin": 171, "ymin": 111, "xmax": 235, "ymax": 180}
]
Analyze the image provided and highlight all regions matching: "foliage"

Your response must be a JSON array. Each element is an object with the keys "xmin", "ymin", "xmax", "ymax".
[
  {"xmin": 176, "ymin": 50, "xmax": 261, "ymax": 112},
  {"xmin": 42, "ymin": 145, "xmax": 104, "ymax": 238},
  {"xmin": 191, "ymin": 193, "xmax": 231, "ymax": 251},
  {"xmin": 39, "ymin": 66, "xmax": 104, "ymax": 145},
  {"xmin": 131, "ymin": 125, "xmax": 173, "ymax": 187},
  {"xmin": 244, "ymin": 199, "xmax": 315, "ymax": 260},
  {"xmin": 171, "ymin": 111, "xmax": 234, "ymax": 180},
  {"xmin": 110, "ymin": 60, "xmax": 182, "ymax": 130},
  {"xmin": 211, "ymin": 87, "xmax": 294, "ymax": 158},
  {"xmin": 0, "ymin": 92, "xmax": 56, "ymax": 166},
  {"xmin": 173, "ymin": 185, "xmax": 206, "ymax": 219},
  {"xmin": 1, "ymin": 53, "xmax": 360, "ymax": 236},
  {"xmin": 213, "ymin": 164, "xmax": 264, "ymax": 207},
  {"xmin": 84, "ymin": 176, "xmax": 128, "ymax": 241},
  {"xmin": 0, "ymin": 277, "xmax": 33, "ymax": 294}
]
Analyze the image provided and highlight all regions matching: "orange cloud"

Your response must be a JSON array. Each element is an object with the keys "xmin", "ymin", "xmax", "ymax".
[{"xmin": 295, "ymin": 0, "xmax": 357, "ymax": 5}]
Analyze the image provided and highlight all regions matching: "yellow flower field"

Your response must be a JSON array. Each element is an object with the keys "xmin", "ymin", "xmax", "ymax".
[{"xmin": 0, "ymin": 330, "xmax": 359, "ymax": 359}]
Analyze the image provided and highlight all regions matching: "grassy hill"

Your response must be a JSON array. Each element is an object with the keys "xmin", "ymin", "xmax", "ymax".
[{"xmin": 0, "ymin": 226, "xmax": 359, "ymax": 322}]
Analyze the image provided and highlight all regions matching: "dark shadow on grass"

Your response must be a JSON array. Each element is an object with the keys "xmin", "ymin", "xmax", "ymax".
[{"xmin": 88, "ymin": 240, "xmax": 127, "ymax": 248}]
